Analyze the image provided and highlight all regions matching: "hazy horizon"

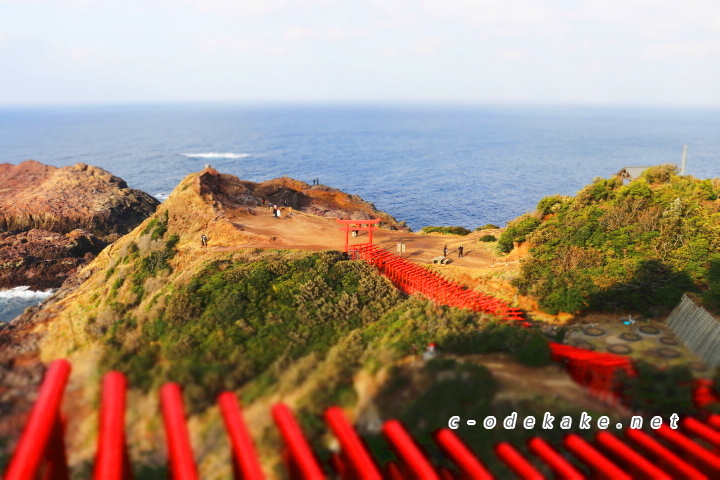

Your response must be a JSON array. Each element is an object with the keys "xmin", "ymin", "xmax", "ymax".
[{"xmin": 2, "ymin": 1, "xmax": 719, "ymax": 108}]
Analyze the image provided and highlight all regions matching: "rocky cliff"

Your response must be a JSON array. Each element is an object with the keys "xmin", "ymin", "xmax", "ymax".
[
  {"xmin": 0, "ymin": 160, "xmax": 160, "ymax": 236},
  {"xmin": 0, "ymin": 167, "xmax": 413, "ymax": 476},
  {"xmin": 199, "ymin": 172, "xmax": 409, "ymax": 230},
  {"xmin": 0, "ymin": 160, "xmax": 160, "ymax": 290},
  {"xmin": 0, "ymin": 229, "xmax": 106, "ymax": 290}
]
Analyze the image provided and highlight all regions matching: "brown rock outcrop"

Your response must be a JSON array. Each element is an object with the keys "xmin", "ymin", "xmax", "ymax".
[
  {"xmin": 198, "ymin": 171, "xmax": 409, "ymax": 230},
  {"xmin": 0, "ymin": 229, "xmax": 106, "ymax": 290},
  {"xmin": 0, "ymin": 160, "xmax": 160, "ymax": 236}
]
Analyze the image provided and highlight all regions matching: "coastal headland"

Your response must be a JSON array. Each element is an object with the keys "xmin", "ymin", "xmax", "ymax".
[{"xmin": 1, "ymin": 163, "xmax": 718, "ymax": 478}]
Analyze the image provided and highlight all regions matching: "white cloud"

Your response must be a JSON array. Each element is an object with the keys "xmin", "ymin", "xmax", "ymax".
[
  {"xmin": 326, "ymin": 27, "xmax": 368, "ymax": 41},
  {"xmin": 196, "ymin": 36, "xmax": 288, "ymax": 56},
  {"xmin": 383, "ymin": 47, "xmax": 401, "ymax": 57},
  {"xmin": 284, "ymin": 26, "xmax": 319, "ymax": 42},
  {"xmin": 411, "ymin": 36, "xmax": 444, "ymax": 55},
  {"xmin": 643, "ymin": 38, "xmax": 720, "ymax": 60},
  {"xmin": 496, "ymin": 48, "xmax": 527, "ymax": 61}
]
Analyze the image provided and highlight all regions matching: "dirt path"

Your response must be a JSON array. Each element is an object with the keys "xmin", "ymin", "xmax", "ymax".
[{"xmin": 215, "ymin": 205, "xmax": 519, "ymax": 271}]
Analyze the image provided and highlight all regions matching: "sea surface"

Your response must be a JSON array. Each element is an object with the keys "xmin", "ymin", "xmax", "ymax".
[{"xmin": 1, "ymin": 103, "xmax": 719, "ymax": 321}]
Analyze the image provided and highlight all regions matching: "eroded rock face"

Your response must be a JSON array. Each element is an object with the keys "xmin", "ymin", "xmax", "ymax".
[
  {"xmin": 0, "ymin": 160, "xmax": 160, "ymax": 236},
  {"xmin": 198, "ymin": 171, "xmax": 409, "ymax": 230},
  {"xmin": 0, "ymin": 229, "xmax": 106, "ymax": 290}
]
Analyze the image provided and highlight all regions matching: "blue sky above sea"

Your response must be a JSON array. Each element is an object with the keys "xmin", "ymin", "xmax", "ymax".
[{"xmin": 1, "ymin": 1, "xmax": 719, "ymax": 107}]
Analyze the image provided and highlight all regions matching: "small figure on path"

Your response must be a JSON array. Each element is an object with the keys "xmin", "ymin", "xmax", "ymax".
[
  {"xmin": 262, "ymin": 197, "xmax": 266, "ymax": 205},
  {"xmin": 458, "ymin": 245, "xmax": 464, "ymax": 258},
  {"xmin": 201, "ymin": 234, "xmax": 208, "ymax": 247},
  {"xmin": 284, "ymin": 199, "xmax": 288, "ymax": 207},
  {"xmin": 443, "ymin": 245, "xmax": 448, "ymax": 257},
  {"xmin": 423, "ymin": 343, "xmax": 438, "ymax": 361}
]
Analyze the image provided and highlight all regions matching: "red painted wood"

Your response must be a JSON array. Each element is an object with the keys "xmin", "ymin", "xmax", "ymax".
[
  {"xmin": 494, "ymin": 442, "xmax": 544, "ymax": 480},
  {"xmin": 655, "ymin": 424, "xmax": 720, "ymax": 476},
  {"xmin": 434, "ymin": 429, "xmax": 494, "ymax": 480},
  {"xmin": 683, "ymin": 417, "xmax": 720, "ymax": 448},
  {"xmin": 160, "ymin": 383, "xmax": 199, "ymax": 480},
  {"xmin": 4, "ymin": 359, "xmax": 71, "ymax": 480},
  {"xmin": 94, "ymin": 371, "xmax": 129, "ymax": 480},
  {"xmin": 624, "ymin": 428, "xmax": 707, "ymax": 479},
  {"xmin": 218, "ymin": 392, "xmax": 265, "ymax": 480},
  {"xmin": 324, "ymin": 407, "xmax": 381, "ymax": 480},
  {"xmin": 563, "ymin": 434, "xmax": 630, "ymax": 480},
  {"xmin": 527, "ymin": 437, "xmax": 584, "ymax": 480},
  {"xmin": 271, "ymin": 403, "xmax": 325, "ymax": 480},
  {"xmin": 594, "ymin": 431, "xmax": 670, "ymax": 480},
  {"xmin": 382, "ymin": 420, "xmax": 439, "ymax": 480}
]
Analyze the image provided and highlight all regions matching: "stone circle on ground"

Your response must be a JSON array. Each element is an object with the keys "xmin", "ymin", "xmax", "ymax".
[
  {"xmin": 687, "ymin": 361, "xmax": 708, "ymax": 371},
  {"xmin": 582, "ymin": 327, "xmax": 605, "ymax": 337},
  {"xmin": 656, "ymin": 347, "xmax": 680, "ymax": 358},
  {"xmin": 608, "ymin": 344, "xmax": 632, "ymax": 354}
]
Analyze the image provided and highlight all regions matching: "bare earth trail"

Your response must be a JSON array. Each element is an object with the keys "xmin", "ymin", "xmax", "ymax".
[
  {"xmin": 210, "ymin": 205, "xmax": 517, "ymax": 271},
  {"xmin": 208, "ymin": 206, "xmax": 619, "ymax": 417}
]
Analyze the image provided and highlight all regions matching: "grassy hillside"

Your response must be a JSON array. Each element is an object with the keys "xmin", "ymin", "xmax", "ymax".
[
  {"xmin": 506, "ymin": 165, "xmax": 720, "ymax": 315},
  {"xmin": 18, "ymin": 169, "xmax": 581, "ymax": 478}
]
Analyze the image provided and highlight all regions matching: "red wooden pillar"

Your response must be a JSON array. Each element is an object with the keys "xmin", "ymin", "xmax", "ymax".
[
  {"xmin": 160, "ymin": 383, "xmax": 199, "ymax": 480},
  {"xmin": 324, "ymin": 407, "xmax": 382, "ymax": 480},
  {"xmin": 434, "ymin": 429, "xmax": 494, "ymax": 480},
  {"xmin": 527, "ymin": 437, "xmax": 583, "ymax": 480},
  {"xmin": 494, "ymin": 442, "xmax": 544, "ymax": 480},
  {"xmin": 4, "ymin": 359, "xmax": 71, "ymax": 480},
  {"xmin": 94, "ymin": 371, "xmax": 131, "ymax": 480},
  {"xmin": 218, "ymin": 392, "xmax": 265, "ymax": 480},
  {"xmin": 271, "ymin": 403, "xmax": 325, "ymax": 480},
  {"xmin": 563, "ymin": 434, "xmax": 630, "ymax": 480},
  {"xmin": 624, "ymin": 428, "xmax": 706, "ymax": 479},
  {"xmin": 382, "ymin": 420, "xmax": 439, "ymax": 480},
  {"xmin": 594, "ymin": 431, "xmax": 670, "ymax": 480}
]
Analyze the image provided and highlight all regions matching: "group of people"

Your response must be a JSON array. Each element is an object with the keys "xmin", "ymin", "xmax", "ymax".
[
  {"xmin": 272, "ymin": 205, "xmax": 282, "ymax": 218},
  {"xmin": 443, "ymin": 244, "xmax": 464, "ymax": 258},
  {"xmin": 311, "ymin": 178, "xmax": 320, "ymax": 185}
]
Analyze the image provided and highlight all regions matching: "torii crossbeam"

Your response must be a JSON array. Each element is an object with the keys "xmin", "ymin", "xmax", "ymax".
[{"xmin": 336, "ymin": 218, "xmax": 381, "ymax": 252}]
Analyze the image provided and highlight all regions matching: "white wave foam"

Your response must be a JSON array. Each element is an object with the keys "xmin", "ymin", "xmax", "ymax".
[
  {"xmin": 180, "ymin": 152, "xmax": 251, "ymax": 159},
  {"xmin": 0, "ymin": 286, "xmax": 55, "ymax": 301},
  {"xmin": 0, "ymin": 287, "xmax": 55, "ymax": 322},
  {"xmin": 154, "ymin": 192, "xmax": 170, "ymax": 202}
]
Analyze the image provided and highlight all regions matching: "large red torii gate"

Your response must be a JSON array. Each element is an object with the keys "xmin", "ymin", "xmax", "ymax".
[{"xmin": 336, "ymin": 218, "xmax": 381, "ymax": 252}]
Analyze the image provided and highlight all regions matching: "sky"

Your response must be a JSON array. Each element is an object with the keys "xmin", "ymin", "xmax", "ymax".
[{"xmin": 1, "ymin": 0, "xmax": 719, "ymax": 107}]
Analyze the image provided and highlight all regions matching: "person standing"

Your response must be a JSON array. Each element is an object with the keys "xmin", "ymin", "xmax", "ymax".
[
  {"xmin": 443, "ymin": 245, "xmax": 448, "ymax": 257},
  {"xmin": 458, "ymin": 245, "xmax": 464, "ymax": 258},
  {"xmin": 201, "ymin": 234, "xmax": 208, "ymax": 247}
]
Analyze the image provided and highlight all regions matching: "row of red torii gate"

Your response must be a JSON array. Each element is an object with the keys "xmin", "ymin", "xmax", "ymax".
[{"xmin": 4, "ymin": 219, "xmax": 720, "ymax": 478}]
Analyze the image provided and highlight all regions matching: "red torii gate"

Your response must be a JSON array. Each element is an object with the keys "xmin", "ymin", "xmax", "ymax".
[
  {"xmin": 336, "ymin": 219, "xmax": 381, "ymax": 253},
  {"xmin": 6, "ymin": 360, "xmax": 720, "ymax": 480}
]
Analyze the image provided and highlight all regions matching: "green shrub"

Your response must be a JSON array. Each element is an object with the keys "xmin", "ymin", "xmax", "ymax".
[
  {"xmin": 479, "ymin": 234, "xmax": 497, "ymax": 242},
  {"xmin": 537, "ymin": 195, "xmax": 563, "ymax": 216},
  {"xmin": 476, "ymin": 223, "xmax": 500, "ymax": 230},
  {"xmin": 441, "ymin": 322, "xmax": 551, "ymax": 367},
  {"xmin": 99, "ymin": 251, "xmax": 404, "ymax": 413},
  {"xmin": 512, "ymin": 170, "xmax": 720, "ymax": 315},
  {"xmin": 421, "ymin": 226, "xmax": 472, "ymax": 236},
  {"xmin": 497, "ymin": 216, "xmax": 540, "ymax": 253},
  {"xmin": 615, "ymin": 361, "xmax": 696, "ymax": 415}
]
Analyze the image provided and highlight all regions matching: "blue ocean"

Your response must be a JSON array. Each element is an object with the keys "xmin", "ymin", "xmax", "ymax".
[{"xmin": 1, "ymin": 104, "xmax": 719, "ymax": 320}]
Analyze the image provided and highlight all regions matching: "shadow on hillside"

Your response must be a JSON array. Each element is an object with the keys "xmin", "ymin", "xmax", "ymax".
[{"xmin": 588, "ymin": 259, "xmax": 696, "ymax": 316}]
